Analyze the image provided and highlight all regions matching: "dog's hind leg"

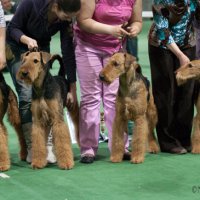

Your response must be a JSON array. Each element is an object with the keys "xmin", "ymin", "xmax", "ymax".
[
  {"xmin": 192, "ymin": 93, "xmax": 200, "ymax": 153},
  {"xmin": 52, "ymin": 121, "xmax": 74, "ymax": 169},
  {"xmin": 146, "ymin": 95, "xmax": 159, "ymax": 153},
  {"xmin": 0, "ymin": 124, "xmax": 10, "ymax": 171},
  {"xmin": 191, "ymin": 115, "xmax": 200, "ymax": 153},
  {"xmin": 7, "ymin": 87, "xmax": 27, "ymax": 160},
  {"xmin": 68, "ymin": 103, "xmax": 79, "ymax": 146},
  {"xmin": 31, "ymin": 123, "xmax": 47, "ymax": 169},
  {"xmin": 131, "ymin": 115, "xmax": 148, "ymax": 164},
  {"xmin": 110, "ymin": 114, "xmax": 127, "ymax": 163}
]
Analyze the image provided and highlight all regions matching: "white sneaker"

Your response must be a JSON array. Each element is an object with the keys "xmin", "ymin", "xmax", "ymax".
[
  {"xmin": 46, "ymin": 145, "xmax": 57, "ymax": 164},
  {"xmin": 26, "ymin": 149, "xmax": 32, "ymax": 163},
  {"xmin": 26, "ymin": 147, "xmax": 56, "ymax": 164}
]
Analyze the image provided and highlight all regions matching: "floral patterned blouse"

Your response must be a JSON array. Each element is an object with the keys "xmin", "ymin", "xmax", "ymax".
[
  {"xmin": 0, "ymin": 2, "xmax": 5, "ymax": 28},
  {"xmin": 148, "ymin": 0, "xmax": 200, "ymax": 49}
]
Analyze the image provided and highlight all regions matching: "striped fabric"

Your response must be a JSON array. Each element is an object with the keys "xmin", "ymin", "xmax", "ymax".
[{"xmin": 0, "ymin": 2, "xmax": 6, "ymax": 28}]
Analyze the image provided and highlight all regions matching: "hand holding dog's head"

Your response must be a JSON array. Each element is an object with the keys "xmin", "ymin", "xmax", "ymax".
[{"xmin": 176, "ymin": 60, "xmax": 200, "ymax": 85}]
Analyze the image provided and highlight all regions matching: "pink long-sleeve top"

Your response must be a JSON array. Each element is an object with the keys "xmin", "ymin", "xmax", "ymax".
[{"xmin": 75, "ymin": 0, "xmax": 135, "ymax": 55}]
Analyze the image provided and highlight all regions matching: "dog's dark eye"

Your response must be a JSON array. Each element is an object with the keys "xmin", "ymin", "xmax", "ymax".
[
  {"xmin": 112, "ymin": 61, "xmax": 119, "ymax": 67},
  {"xmin": 33, "ymin": 59, "xmax": 39, "ymax": 64}
]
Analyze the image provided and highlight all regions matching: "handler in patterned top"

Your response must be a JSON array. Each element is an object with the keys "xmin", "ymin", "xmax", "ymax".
[
  {"xmin": 0, "ymin": 1, "xmax": 6, "ymax": 70},
  {"xmin": 148, "ymin": 0, "xmax": 200, "ymax": 154}
]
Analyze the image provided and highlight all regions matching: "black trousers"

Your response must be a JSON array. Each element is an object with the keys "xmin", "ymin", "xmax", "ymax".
[{"xmin": 148, "ymin": 45, "xmax": 196, "ymax": 151}]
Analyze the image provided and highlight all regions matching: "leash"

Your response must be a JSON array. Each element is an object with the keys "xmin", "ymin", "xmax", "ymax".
[{"xmin": 119, "ymin": 22, "xmax": 130, "ymax": 53}]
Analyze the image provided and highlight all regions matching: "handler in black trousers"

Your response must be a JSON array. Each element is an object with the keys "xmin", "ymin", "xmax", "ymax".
[{"xmin": 148, "ymin": 0, "xmax": 200, "ymax": 154}]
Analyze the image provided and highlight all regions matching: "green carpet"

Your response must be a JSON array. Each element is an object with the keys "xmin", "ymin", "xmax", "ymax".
[{"xmin": 1, "ymin": 20, "xmax": 200, "ymax": 200}]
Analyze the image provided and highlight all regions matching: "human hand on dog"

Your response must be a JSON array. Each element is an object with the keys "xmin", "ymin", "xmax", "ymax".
[
  {"xmin": 178, "ymin": 53, "xmax": 190, "ymax": 66},
  {"xmin": 167, "ymin": 42, "xmax": 190, "ymax": 66},
  {"xmin": 20, "ymin": 35, "xmax": 38, "ymax": 50}
]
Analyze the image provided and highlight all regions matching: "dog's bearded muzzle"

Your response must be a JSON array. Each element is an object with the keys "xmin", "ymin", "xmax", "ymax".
[
  {"xmin": 99, "ymin": 72, "xmax": 113, "ymax": 84},
  {"xmin": 17, "ymin": 67, "xmax": 32, "ymax": 84}
]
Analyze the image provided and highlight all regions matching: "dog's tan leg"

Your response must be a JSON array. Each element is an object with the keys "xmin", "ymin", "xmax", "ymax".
[
  {"xmin": 0, "ymin": 124, "xmax": 10, "ymax": 171},
  {"xmin": 131, "ymin": 115, "xmax": 148, "ymax": 164},
  {"xmin": 192, "ymin": 94, "xmax": 200, "ymax": 153},
  {"xmin": 110, "ymin": 114, "xmax": 127, "ymax": 163},
  {"xmin": 192, "ymin": 114, "xmax": 200, "ymax": 153},
  {"xmin": 53, "ymin": 121, "xmax": 74, "ymax": 170},
  {"xmin": 31, "ymin": 123, "xmax": 47, "ymax": 169},
  {"xmin": 68, "ymin": 103, "xmax": 79, "ymax": 146},
  {"xmin": 7, "ymin": 88, "xmax": 27, "ymax": 160},
  {"xmin": 146, "ymin": 96, "xmax": 159, "ymax": 153}
]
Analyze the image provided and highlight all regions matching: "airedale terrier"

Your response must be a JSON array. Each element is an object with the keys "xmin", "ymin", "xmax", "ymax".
[
  {"xmin": 176, "ymin": 60, "xmax": 200, "ymax": 153},
  {"xmin": 0, "ymin": 72, "xmax": 27, "ymax": 171},
  {"xmin": 99, "ymin": 52, "xmax": 159, "ymax": 164},
  {"xmin": 17, "ymin": 51, "xmax": 79, "ymax": 169}
]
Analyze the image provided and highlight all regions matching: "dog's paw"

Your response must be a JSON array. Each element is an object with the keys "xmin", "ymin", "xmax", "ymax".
[
  {"xmin": 131, "ymin": 156, "xmax": 144, "ymax": 164},
  {"xmin": 0, "ymin": 164, "xmax": 10, "ymax": 172},
  {"xmin": 58, "ymin": 160, "xmax": 74, "ymax": 170},
  {"xmin": 31, "ymin": 160, "xmax": 47, "ymax": 169},
  {"xmin": 110, "ymin": 156, "xmax": 123, "ymax": 163},
  {"xmin": 192, "ymin": 146, "xmax": 200, "ymax": 154},
  {"xmin": 148, "ymin": 143, "xmax": 159, "ymax": 154}
]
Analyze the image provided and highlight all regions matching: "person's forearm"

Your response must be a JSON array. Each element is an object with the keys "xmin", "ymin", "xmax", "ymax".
[
  {"xmin": 167, "ymin": 42, "xmax": 190, "ymax": 66},
  {"xmin": 0, "ymin": 27, "xmax": 6, "ymax": 58},
  {"xmin": 166, "ymin": 42, "xmax": 184, "ymax": 58},
  {"xmin": 20, "ymin": 35, "xmax": 31, "ymax": 45},
  {"xmin": 78, "ymin": 18, "xmax": 114, "ymax": 35}
]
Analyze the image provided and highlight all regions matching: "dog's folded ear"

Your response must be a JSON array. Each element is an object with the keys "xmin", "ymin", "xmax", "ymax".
[
  {"xmin": 21, "ymin": 51, "xmax": 30, "ymax": 61},
  {"xmin": 124, "ymin": 53, "xmax": 136, "ymax": 68},
  {"xmin": 135, "ymin": 63, "xmax": 142, "ymax": 74},
  {"xmin": 40, "ymin": 52, "xmax": 52, "ymax": 64}
]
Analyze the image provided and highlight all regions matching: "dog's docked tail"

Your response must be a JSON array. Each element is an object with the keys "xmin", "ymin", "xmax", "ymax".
[{"xmin": 48, "ymin": 54, "xmax": 66, "ymax": 78}]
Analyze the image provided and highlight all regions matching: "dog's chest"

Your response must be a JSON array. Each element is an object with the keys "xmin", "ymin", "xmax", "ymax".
[
  {"xmin": 32, "ymin": 98, "xmax": 52, "ymax": 124},
  {"xmin": 117, "ymin": 83, "xmax": 148, "ymax": 120}
]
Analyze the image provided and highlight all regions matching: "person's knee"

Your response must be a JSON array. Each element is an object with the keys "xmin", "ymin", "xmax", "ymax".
[{"xmin": 19, "ymin": 101, "xmax": 32, "ymax": 124}]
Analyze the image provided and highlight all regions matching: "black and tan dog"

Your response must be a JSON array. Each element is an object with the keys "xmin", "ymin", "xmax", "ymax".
[
  {"xmin": 99, "ymin": 52, "xmax": 159, "ymax": 164},
  {"xmin": 17, "ymin": 51, "xmax": 79, "ymax": 169},
  {"xmin": 176, "ymin": 60, "xmax": 200, "ymax": 153},
  {"xmin": 0, "ymin": 72, "xmax": 27, "ymax": 171}
]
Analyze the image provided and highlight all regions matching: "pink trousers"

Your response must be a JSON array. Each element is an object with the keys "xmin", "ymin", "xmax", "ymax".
[{"xmin": 75, "ymin": 37, "xmax": 129, "ymax": 157}]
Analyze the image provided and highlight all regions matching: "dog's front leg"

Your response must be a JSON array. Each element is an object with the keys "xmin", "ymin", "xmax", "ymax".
[
  {"xmin": 131, "ymin": 115, "xmax": 148, "ymax": 164},
  {"xmin": 31, "ymin": 123, "xmax": 47, "ymax": 169},
  {"xmin": 52, "ymin": 121, "xmax": 74, "ymax": 170},
  {"xmin": 192, "ymin": 114, "xmax": 200, "ymax": 153},
  {"xmin": 146, "ymin": 99, "xmax": 159, "ymax": 153},
  {"xmin": 0, "ymin": 125, "xmax": 10, "ymax": 171},
  {"xmin": 110, "ymin": 114, "xmax": 127, "ymax": 163}
]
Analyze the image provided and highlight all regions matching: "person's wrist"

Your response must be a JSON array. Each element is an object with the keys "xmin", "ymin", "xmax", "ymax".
[
  {"xmin": 70, "ymin": 82, "xmax": 77, "ymax": 90},
  {"xmin": 176, "ymin": 51, "xmax": 185, "ymax": 59}
]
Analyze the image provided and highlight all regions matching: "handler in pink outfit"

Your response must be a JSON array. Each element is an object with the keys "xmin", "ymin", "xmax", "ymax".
[{"xmin": 74, "ymin": 0, "xmax": 142, "ymax": 163}]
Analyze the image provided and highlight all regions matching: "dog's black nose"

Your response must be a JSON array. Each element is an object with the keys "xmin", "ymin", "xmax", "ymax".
[
  {"xmin": 99, "ymin": 74, "xmax": 105, "ymax": 81},
  {"xmin": 22, "ymin": 71, "xmax": 29, "ymax": 77}
]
